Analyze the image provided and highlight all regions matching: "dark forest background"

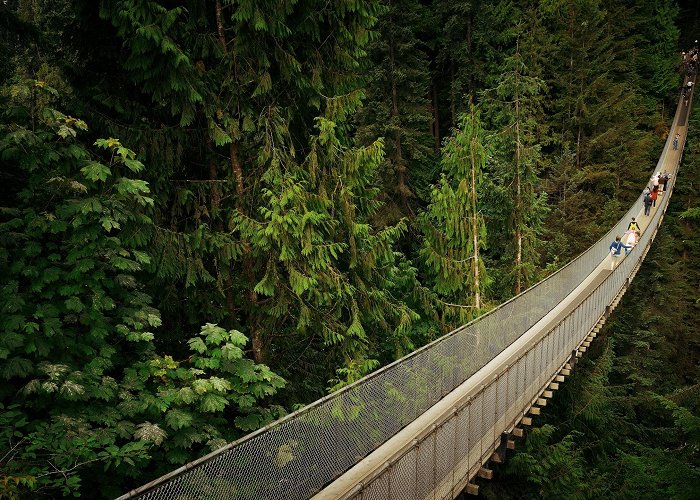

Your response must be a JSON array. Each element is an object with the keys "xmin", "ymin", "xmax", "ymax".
[{"xmin": 0, "ymin": 0, "xmax": 698, "ymax": 497}]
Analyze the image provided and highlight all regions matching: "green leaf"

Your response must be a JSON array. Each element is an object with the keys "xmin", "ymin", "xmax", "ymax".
[
  {"xmin": 234, "ymin": 413, "xmax": 264, "ymax": 431},
  {"xmin": 64, "ymin": 296, "xmax": 84, "ymax": 313},
  {"xmin": 200, "ymin": 393, "xmax": 228, "ymax": 413},
  {"xmin": 165, "ymin": 409, "xmax": 194, "ymax": 430},
  {"xmin": 188, "ymin": 337, "xmax": 207, "ymax": 354},
  {"xmin": 81, "ymin": 161, "xmax": 111, "ymax": 182}
]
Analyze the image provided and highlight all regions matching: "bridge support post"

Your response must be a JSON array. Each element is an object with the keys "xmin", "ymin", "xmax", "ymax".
[{"xmin": 492, "ymin": 432, "xmax": 509, "ymax": 464}]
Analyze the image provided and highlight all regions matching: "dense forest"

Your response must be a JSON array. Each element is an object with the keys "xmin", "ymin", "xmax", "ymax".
[{"xmin": 0, "ymin": 0, "xmax": 698, "ymax": 497}]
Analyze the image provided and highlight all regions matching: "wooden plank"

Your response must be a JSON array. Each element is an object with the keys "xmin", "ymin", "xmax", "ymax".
[
  {"xmin": 576, "ymin": 351, "xmax": 583, "ymax": 358},
  {"xmin": 579, "ymin": 346, "xmax": 587, "ymax": 352},
  {"xmin": 555, "ymin": 375, "xmax": 565, "ymax": 383},
  {"xmin": 564, "ymin": 363, "xmax": 573, "ymax": 370},
  {"xmin": 507, "ymin": 440, "xmax": 516, "ymax": 450},
  {"xmin": 561, "ymin": 369, "xmax": 571, "ymax": 376},
  {"xmin": 582, "ymin": 341, "xmax": 591, "ymax": 347},
  {"xmin": 491, "ymin": 452, "xmax": 503, "ymax": 464},
  {"xmin": 543, "ymin": 390, "xmax": 553, "ymax": 398},
  {"xmin": 512, "ymin": 427, "xmax": 524, "ymax": 437},
  {"xmin": 529, "ymin": 406, "xmax": 541, "ymax": 416},
  {"xmin": 522, "ymin": 416, "xmax": 532, "ymax": 426},
  {"xmin": 536, "ymin": 398, "xmax": 547, "ymax": 407},
  {"xmin": 466, "ymin": 483, "xmax": 479, "ymax": 496},
  {"xmin": 478, "ymin": 467, "xmax": 493, "ymax": 480},
  {"xmin": 549, "ymin": 382, "xmax": 559, "ymax": 390}
]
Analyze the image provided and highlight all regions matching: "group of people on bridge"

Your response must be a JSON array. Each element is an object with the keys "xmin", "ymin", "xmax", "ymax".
[
  {"xmin": 609, "ymin": 217, "xmax": 640, "ymax": 264},
  {"xmin": 643, "ymin": 170, "xmax": 671, "ymax": 215},
  {"xmin": 610, "ymin": 167, "xmax": 672, "ymax": 266},
  {"xmin": 682, "ymin": 42, "xmax": 699, "ymax": 76}
]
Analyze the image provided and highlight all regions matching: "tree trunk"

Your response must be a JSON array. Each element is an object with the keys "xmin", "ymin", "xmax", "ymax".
[
  {"xmin": 207, "ymin": 124, "xmax": 238, "ymax": 326},
  {"xmin": 470, "ymin": 133, "xmax": 481, "ymax": 310},
  {"xmin": 388, "ymin": 2, "xmax": 410, "ymax": 212},
  {"xmin": 450, "ymin": 59, "xmax": 456, "ymax": 128},
  {"xmin": 432, "ymin": 83, "xmax": 441, "ymax": 152},
  {"xmin": 515, "ymin": 62, "xmax": 523, "ymax": 295},
  {"xmin": 214, "ymin": 0, "xmax": 227, "ymax": 51},
  {"xmin": 215, "ymin": 0, "xmax": 263, "ymax": 363},
  {"xmin": 576, "ymin": 124, "xmax": 582, "ymax": 170},
  {"xmin": 466, "ymin": 13, "xmax": 473, "ymax": 97},
  {"xmin": 230, "ymin": 140, "xmax": 263, "ymax": 363}
]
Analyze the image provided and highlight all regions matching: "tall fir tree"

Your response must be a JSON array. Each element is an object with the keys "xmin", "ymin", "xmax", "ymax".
[
  {"xmin": 354, "ymin": 0, "xmax": 436, "ymax": 223},
  {"xmin": 420, "ymin": 104, "xmax": 489, "ymax": 326},
  {"xmin": 483, "ymin": 20, "xmax": 549, "ymax": 296}
]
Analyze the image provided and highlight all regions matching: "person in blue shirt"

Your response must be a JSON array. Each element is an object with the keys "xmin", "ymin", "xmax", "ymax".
[{"xmin": 609, "ymin": 236, "xmax": 632, "ymax": 269}]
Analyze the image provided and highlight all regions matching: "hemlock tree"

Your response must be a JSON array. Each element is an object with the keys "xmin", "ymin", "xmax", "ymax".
[
  {"xmin": 99, "ymin": 0, "xmax": 393, "ymax": 372},
  {"xmin": 237, "ymin": 92, "xmax": 421, "ymax": 390},
  {"xmin": 354, "ymin": 0, "xmax": 435, "ymax": 222},
  {"xmin": 484, "ymin": 27, "xmax": 549, "ymax": 296},
  {"xmin": 421, "ymin": 104, "xmax": 489, "ymax": 326},
  {"xmin": 539, "ymin": 0, "xmax": 652, "ymax": 256}
]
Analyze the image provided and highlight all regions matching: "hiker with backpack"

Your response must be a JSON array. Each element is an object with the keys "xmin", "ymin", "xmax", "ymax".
[{"xmin": 627, "ymin": 217, "xmax": 640, "ymax": 232}]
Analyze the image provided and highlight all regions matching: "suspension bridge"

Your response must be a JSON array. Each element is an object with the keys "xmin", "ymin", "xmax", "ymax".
[{"xmin": 118, "ymin": 80, "xmax": 694, "ymax": 500}]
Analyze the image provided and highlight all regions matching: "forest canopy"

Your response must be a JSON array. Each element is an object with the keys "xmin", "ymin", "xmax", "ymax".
[{"xmin": 0, "ymin": 0, "xmax": 698, "ymax": 497}]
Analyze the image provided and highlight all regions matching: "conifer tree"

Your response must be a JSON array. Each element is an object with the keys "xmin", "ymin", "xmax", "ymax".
[
  {"xmin": 354, "ymin": 0, "xmax": 436, "ymax": 221},
  {"xmin": 421, "ymin": 104, "xmax": 489, "ymax": 325},
  {"xmin": 99, "ymin": 0, "xmax": 390, "ymax": 368},
  {"xmin": 237, "ymin": 92, "xmax": 421, "ymax": 389},
  {"xmin": 539, "ymin": 0, "xmax": 652, "ymax": 256},
  {"xmin": 483, "ymin": 23, "xmax": 549, "ymax": 295}
]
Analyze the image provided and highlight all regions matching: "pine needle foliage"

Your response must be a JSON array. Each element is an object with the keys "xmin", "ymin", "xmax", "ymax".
[
  {"xmin": 481, "ymin": 20, "xmax": 550, "ymax": 297},
  {"xmin": 236, "ymin": 94, "xmax": 421, "ymax": 390}
]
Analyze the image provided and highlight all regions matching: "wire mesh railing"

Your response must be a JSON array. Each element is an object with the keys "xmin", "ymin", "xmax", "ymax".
[{"xmin": 120, "ymin": 86, "xmax": 691, "ymax": 500}]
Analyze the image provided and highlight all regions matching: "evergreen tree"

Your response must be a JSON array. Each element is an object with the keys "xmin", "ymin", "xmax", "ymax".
[
  {"xmin": 421, "ymin": 104, "xmax": 489, "ymax": 325},
  {"xmin": 539, "ymin": 0, "xmax": 654, "ymax": 258},
  {"xmin": 354, "ymin": 0, "xmax": 436, "ymax": 222},
  {"xmin": 483, "ymin": 21, "xmax": 549, "ymax": 296},
  {"xmin": 237, "ymin": 93, "xmax": 422, "ymax": 391}
]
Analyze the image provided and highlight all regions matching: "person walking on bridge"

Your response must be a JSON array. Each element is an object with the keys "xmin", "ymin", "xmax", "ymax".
[
  {"xmin": 625, "ymin": 229, "xmax": 640, "ymax": 247},
  {"xmin": 661, "ymin": 171, "xmax": 670, "ymax": 194},
  {"xmin": 627, "ymin": 217, "xmax": 640, "ymax": 232},
  {"xmin": 643, "ymin": 188, "xmax": 653, "ymax": 216},
  {"xmin": 610, "ymin": 236, "xmax": 632, "ymax": 270},
  {"xmin": 651, "ymin": 186, "xmax": 659, "ymax": 207},
  {"xmin": 673, "ymin": 133, "xmax": 680, "ymax": 150}
]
